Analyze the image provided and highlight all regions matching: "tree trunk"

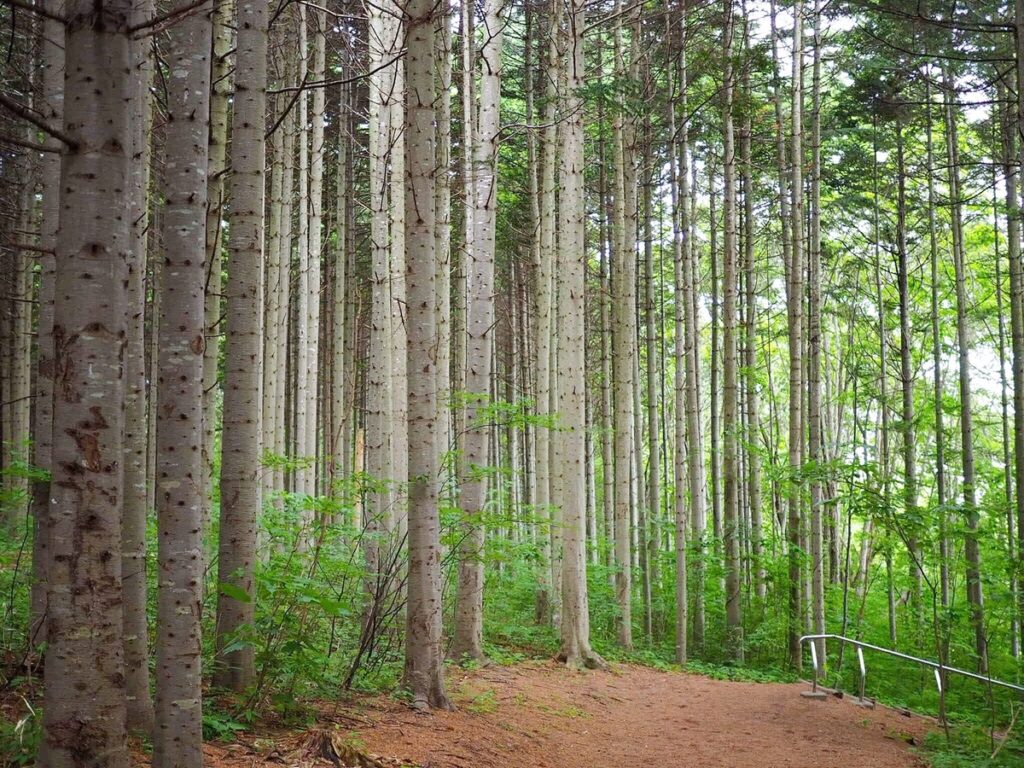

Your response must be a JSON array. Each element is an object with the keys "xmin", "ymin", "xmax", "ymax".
[
  {"xmin": 611, "ymin": 0, "xmax": 636, "ymax": 649},
  {"xmin": 668, "ymin": 6, "xmax": 687, "ymax": 663},
  {"xmin": 740, "ymin": 16, "xmax": 764, "ymax": 600},
  {"xmin": 721, "ymin": 0, "xmax": 743, "ymax": 662},
  {"xmin": 453, "ymin": 0, "xmax": 504, "ymax": 663},
  {"xmin": 123, "ymin": 0, "xmax": 155, "ymax": 732},
  {"xmin": 925, "ymin": 72, "xmax": 949, "ymax": 610},
  {"xmin": 807, "ymin": 0, "xmax": 824, "ymax": 666},
  {"xmin": 306, "ymin": 7, "xmax": 326, "ymax": 498},
  {"xmin": 40, "ymin": 1, "xmax": 134, "ymax": 762},
  {"xmin": 943, "ymin": 65, "xmax": 987, "ymax": 672},
  {"xmin": 1012, "ymin": 0, "xmax": 1024, "ymax": 658},
  {"xmin": 402, "ymin": 0, "xmax": 451, "ymax": 709},
  {"xmin": 203, "ymin": 0, "xmax": 233, "ymax": 531},
  {"xmin": 785, "ymin": 0, "xmax": 804, "ymax": 671},
  {"xmin": 28, "ymin": 0, "xmax": 64, "ymax": 647},
  {"xmin": 533, "ymin": 0, "xmax": 561, "ymax": 625},
  {"xmin": 556, "ymin": 0, "xmax": 604, "ymax": 671},
  {"xmin": 366, "ymin": 0, "xmax": 395, "ymax": 568},
  {"xmin": 214, "ymin": 0, "xmax": 267, "ymax": 691},
  {"xmin": 680, "ymin": 6, "xmax": 705, "ymax": 652},
  {"xmin": 153, "ymin": 7, "xmax": 211, "ymax": 765}
]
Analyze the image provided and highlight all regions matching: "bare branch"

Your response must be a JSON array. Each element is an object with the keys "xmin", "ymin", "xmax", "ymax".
[
  {"xmin": 128, "ymin": 0, "xmax": 211, "ymax": 34},
  {"xmin": 0, "ymin": 0, "xmax": 67, "ymax": 24},
  {"xmin": 0, "ymin": 93, "xmax": 77, "ymax": 149},
  {"xmin": 0, "ymin": 132, "xmax": 59, "ymax": 153}
]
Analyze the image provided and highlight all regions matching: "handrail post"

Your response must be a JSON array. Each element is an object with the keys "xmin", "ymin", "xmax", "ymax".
[
  {"xmin": 797, "ymin": 633, "xmax": 1024, "ymax": 716},
  {"xmin": 800, "ymin": 635, "xmax": 828, "ymax": 699}
]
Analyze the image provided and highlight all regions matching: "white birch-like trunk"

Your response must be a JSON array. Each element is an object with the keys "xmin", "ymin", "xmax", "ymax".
[
  {"xmin": 403, "ymin": 0, "xmax": 451, "ymax": 709},
  {"xmin": 555, "ymin": 0, "xmax": 604, "ymax": 671},
  {"xmin": 453, "ymin": 0, "xmax": 504, "ymax": 663}
]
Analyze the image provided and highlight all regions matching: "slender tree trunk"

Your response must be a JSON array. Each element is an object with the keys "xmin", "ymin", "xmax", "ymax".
[
  {"xmin": 533, "ymin": 0, "xmax": 561, "ymax": 624},
  {"xmin": 872, "ymin": 123, "xmax": 894, "ymax": 648},
  {"xmin": 943, "ymin": 65, "xmax": 987, "ymax": 672},
  {"xmin": 388, "ymin": 0, "xmax": 409, "ymax": 535},
  {"xmin": 1012, "ymin": 0, "xmax": 1024, "ymax": 657},
  {"xmin": 556, "ymin": 0, "xmax": 604, "ymax": 671},
  {"xmin": 454, "ymin": 0, "xmax": 504, "ymax": 662},
  {"xmin": 721, "ymin": 0, "xmax": 743, "ymax": 662},
  {"xmin": 293, "ymin": 8, "xmax": 311, "ymax": 500},
  {"xmin": 641, "ymin": 120, "xmax": 658, "ymax": 640},
  {"xmin": 121, "ymin": 0, "xmax": 155, "ymax": 733},
  {"xmin": 708, "ymin": 174, "xmax": 721, "ymax": 546},
  {"xmin": 894, "ymin": 122, "xmax": 921, "ymax": 620},
  {"xmin": 28, "ymin": 0, "xmax": 64, "ymax": 647},
  {"xmin": 925, "ymin": 73, "xmax": 949, "ymax": 610},
  {"xmin": 203, "ymin": 0, "xmax": 233, "ymax": 531},
  {"xmin": 214, "ymin": 0, "xmax": 267, "ymax": 690},
  {"xmin": 611, "ymin": 0, "xmax": 636, "ymax": 649},
  {"xmin": 668, "ymin": 6, "xmax": 687, "ymax": 663},
  {"xmin": 680, "ymin": 7, "xmax": 705, "ymax": 652},
  {"xmin": 994, "ymin": 154, "xmax": 1019, "ymax": 657},
  {"xmin": 403, "ymin": 0, "xmax": 451, "ymax": 709},
  {"xmin": 435, "ymin": 0, "xmax": 453, "ymax": 481},
  {"xmin": 306, "ymin": 7, "xmax": 326, "ymax": 498},
  {"xmin": 785, "ymin": 0, "xmax": 804, "ymax": 671},
  {"xmin": 153, "ymin": 7, "xmax": 212, "ymax": 765},
  {"xmin": 807, "ymin": 0, "xmax": 824, "ymax": 665},
  {"xmin": 740, "ymin": 18, "xmax": 764, "ymax": 600},
  {"xmin": 366, "ymin": 0, "xmax": 395, "ymax": 567},
  {"xmin": 331, "ymin": 77, "xmax": 353, "ymax": 500}
]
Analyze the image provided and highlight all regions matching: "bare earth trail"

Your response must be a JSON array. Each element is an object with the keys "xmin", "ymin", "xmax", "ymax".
[{"xmin": 203, "ymin": 662, "xmax": 930, "ymax": 768}]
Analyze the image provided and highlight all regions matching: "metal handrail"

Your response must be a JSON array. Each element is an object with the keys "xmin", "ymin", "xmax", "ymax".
[{"xmin": 799, "ymin": 633, "xmax": 1024, "ymax": 702}]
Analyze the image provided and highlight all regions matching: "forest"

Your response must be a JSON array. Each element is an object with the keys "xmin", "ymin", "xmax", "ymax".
[{"xmin": 1, "ymin": 0, "xmax": 1024, "ymax": 765}]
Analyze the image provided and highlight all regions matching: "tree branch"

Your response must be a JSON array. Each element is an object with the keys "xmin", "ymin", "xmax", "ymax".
[
  {"xmin": 1, "ymin": 0, "xmax": 67, "ymax": 24},
  {"xmin": 128, "ymin": 0, "xmax": 211, "ymax": 34},
  {"xmin": 0, "ymin": 93, "xmax": 76, "ymax": 149},
  {"xmin": 0, "ymin": 132, "xmax": 59, "ymax": 153}
]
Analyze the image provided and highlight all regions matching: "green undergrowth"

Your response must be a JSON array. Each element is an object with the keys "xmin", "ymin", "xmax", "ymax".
[{"xmin": 919, "ymin": 725, "xmax": 1024, "ymax": 767}]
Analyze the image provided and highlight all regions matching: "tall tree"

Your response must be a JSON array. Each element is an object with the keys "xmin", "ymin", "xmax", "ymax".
[
  {"xmin": 403, "ymin": 0, "xmax": 451, "ymax": 710},
  {"xmin": 943, "ymin": 64, "xmax": 986, "ymax": 672},
  {"xmin": 786, "ymin": 0, "xmax": 805, "ymax": 671},
  {"xmin": 454, "ymin": 0, "xmax": 505, "ymax": 663},
  {"xmin": 214, "ymin": 0, "xmax": 267, "ymax": 691},
  {"xmin": 153, "ymin": 5, "xmax": 212, "ymax": 765},
  {"xmin": 39, "ymin": 0, "xmax": 134, "ymax": 762},
  {"xmin": 556, "ymin": 0, "xmax": 604, "ymax": 671},
  {"xmin": 721, "ymin": 0, "xmax": 743, "ymax": 662},
  {"xmin": 611, "ymin": 0, "xmax": 637, "ymax": 650}
]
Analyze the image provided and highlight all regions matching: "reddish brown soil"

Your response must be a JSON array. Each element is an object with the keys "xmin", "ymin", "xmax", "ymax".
[{"xmin": 202, "ymin": 661, "xmax": 932, "ymax": 768}]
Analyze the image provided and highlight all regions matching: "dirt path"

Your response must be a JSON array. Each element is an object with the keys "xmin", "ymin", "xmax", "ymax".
[{"xmin": 204, "ymin": 661, "xmax": 931, "ymax": 768}]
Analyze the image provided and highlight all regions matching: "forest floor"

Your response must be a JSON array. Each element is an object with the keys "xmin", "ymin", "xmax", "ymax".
[{"xmin": 198, "ymin": 661, "xmax": 933, "ymax": 768}]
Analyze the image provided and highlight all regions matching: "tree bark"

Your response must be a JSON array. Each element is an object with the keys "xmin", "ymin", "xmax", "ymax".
[
  {"xmin": 721, "ymin": 0, "xmax": 743, "ymax": 662},
  {"xmin": 402, "ymin": 0, "xmax": 451, "ymax": 709},
  {"xmin": 555, "ymin": 0, "xmax": 604, "ymax": 671},
  {"xmin": 214, "ymin": 0, "xmax": 267, "ymax": 691},
  {"xmin": 40, "ymin": 1, "xmax": 134, "ymax": 763},
  {"xmin": 943, "ymin": 65, "xmax": 987, "ymax": 672},
  {"xmin": 454, "ymin": 0, "xmax": 504, "ymax": 663},
  {"xmin": 122, "ymin": 0, "xmax": 156, "ymax": 733},
  {"xmin": 785, "ymin": 0, "xmax": 804, "ymax": 671},
  {"xmin": 153, "ymin": 5, "xmax": 212, "ymax": 764},
  {"xmin": 28, "ymin": 0, "xmax": 64, "ymax": 648}
]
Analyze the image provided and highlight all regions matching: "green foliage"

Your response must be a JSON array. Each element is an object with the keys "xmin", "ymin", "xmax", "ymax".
[
  {"xmin": 921, "ymin": 723, "xmax": 1024, "ymax": 768},
  {"xmin": 0, "ymin": 698, "xmax": 40, "ymax": 767},
  {"xmin": 202, "ymin": 707, "xmax": 248, "ymax": 743}
]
